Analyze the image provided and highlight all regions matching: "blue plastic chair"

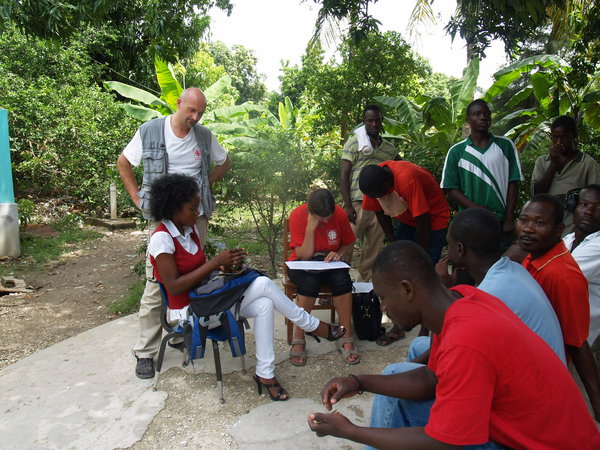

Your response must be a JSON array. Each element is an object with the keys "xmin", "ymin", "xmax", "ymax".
[{"xmin": 154, "ymin": 283, "xmax": 247, "ymax": 403}]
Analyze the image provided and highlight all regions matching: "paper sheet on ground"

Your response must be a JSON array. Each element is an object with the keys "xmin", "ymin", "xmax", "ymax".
[{"xmin": 285, "ymin": 261, "xmax": 350, "ymax": 270}]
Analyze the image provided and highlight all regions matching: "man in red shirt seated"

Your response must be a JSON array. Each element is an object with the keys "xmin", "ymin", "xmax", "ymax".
[
  {"xmin": 359, "ymin": 161, "xmax": 450, "ymax": 340},
  {"xmin": 307, "ymin": 241, "xmax": 600, "ymax": 449},
  {"xmin": 516, "ymin": 193, "xmax": 600, "ymax": 421}
]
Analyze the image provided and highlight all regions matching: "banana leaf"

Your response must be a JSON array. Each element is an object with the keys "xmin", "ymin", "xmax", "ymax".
[
  {"xmin": 449, "ymin": 57, "xmax": 479, "ymax": 123},
  {"xmin": 483, "ymin": 54, "xmax": 566, "ymax": 101},
  {"xmin": 104, "ymin": 81, "xmax": 169, "ymax": 109},
  {"xmin": 204, "ymin": 75, "xmax": 233, "ymax": 103},
  {"xmin": 375, "ymin": 95, "xmax": 420, "ymax": 133},
  {"xmin": 493, "ymin": 108, "xmax": 539, "ymax": 130},
  {"xmin": 154, "ymin": 56, "xmax": 182, "ymax": 110},
  {"xmin": 505, "ymin": 86, "xmax": 534, "ymax": 109},
  {"xmin": 530, "ymin": 72, "xmax": 553, "ymax": 110},
  {"xmin": 122, "ymin": 104, "xmax": 164, "ymax": 121}
]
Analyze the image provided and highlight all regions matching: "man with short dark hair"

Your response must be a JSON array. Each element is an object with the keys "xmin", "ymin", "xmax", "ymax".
[
  {"xmin": 117, "ymin": 87, "xmax": 231, "ymax": 379},
  {"xmin": 516, "ymin": 193, "xmax": 600, "ymax": 420},
  {"xmin": 360, "ymin": 161, "xmax": 450, "ymax": 339},
  {"xmin": 441, "ymin": 99, "xmax": 522, "ymax": 241},
  {"xmin": 532, "ymin": 115, "xmax": 600, "ymax": 234},
  {"xmin": 307, "ymin": 241, "xmax": 600, "ymax": 449},
  {"xmin": 341, "ymin": 105, "xmax": 399, "ymax": 283},
  {"xmin": 563, "ymin": 185, "xmax": 600, "ymax": 349},
  {"xmin": 430, "ymin": 208, "xmax": 566, "ymax": 363},
  {"xmin": 359, "ymin": 162, "xmax": 449, "ymax": 263}
]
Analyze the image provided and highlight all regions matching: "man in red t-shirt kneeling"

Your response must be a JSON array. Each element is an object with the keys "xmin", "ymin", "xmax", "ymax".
[{"xmin": 308, "ymin": 241, "xmax": 600, "ymax": 449}]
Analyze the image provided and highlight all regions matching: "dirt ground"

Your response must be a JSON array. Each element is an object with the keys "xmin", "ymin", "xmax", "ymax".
[{"xmin": 0, "ymin": 226, "xmax": 145, "ymax": 370}]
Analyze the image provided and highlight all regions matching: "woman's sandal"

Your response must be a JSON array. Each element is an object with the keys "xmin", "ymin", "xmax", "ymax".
[
  {"xmin": 306, "ymin": 323, "xmax": 346, "ymax": 343},
  {"xmin": 338, "ymin": 337, "xmax": 361, "ymax": 365},
  {"xmin": 253, "ymin": 375, "xmax": 289, "ymax": 401},
  {"xmin": 289, "ymin": 338, "xmax": 307, "ymax": 366}
]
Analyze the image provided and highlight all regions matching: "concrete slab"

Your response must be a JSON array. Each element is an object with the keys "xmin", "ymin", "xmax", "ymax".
[
  {"xmin": 230, "ymin": 397, "xmax": 372, "ymax": 449},
  {"xmin": 0, "ymin": 273, "xmax": 408, "ymax": 449},
  {"xmin": 0, "ymin": 314, "xmax": 166, "ymax": 450}
]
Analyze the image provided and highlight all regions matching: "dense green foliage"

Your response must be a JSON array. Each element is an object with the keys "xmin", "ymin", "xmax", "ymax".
[
  {"xmin": 0, "ymin": 27, "xmax": 139, "ymax": 211},
  {"xmin": 279, "ymin": 32, "xmax": 432, "ymax": 138},
  {"xmin": 2, "ymin": 0, "xmax": 598, "ymax": 265},
  {"xmin": 203, "ymin": 42, "xmax": 267, "ymax": 104},
  {"xmin": 0, "ymin": 0, "xmax": 233, "ymax": 86}
]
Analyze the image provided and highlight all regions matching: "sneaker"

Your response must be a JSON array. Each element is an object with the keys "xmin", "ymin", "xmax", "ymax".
[{"xmin": 135, "ymin": 357, "xmax": 155, "ymax": 379}]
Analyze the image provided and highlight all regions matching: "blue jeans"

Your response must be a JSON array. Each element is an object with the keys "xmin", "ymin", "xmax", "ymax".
[
  {"xmin": 395, "ymin": 223, "xmax": 446, "ymax": 264},
  {"xmin": 367, "ymin": 341, "xmax": 508, "ymax": 450}
]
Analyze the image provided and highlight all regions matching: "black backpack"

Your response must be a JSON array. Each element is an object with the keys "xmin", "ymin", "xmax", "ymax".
[{"xmin": 352, "ymin": 289, "xmax": 384, "ymax": 341}]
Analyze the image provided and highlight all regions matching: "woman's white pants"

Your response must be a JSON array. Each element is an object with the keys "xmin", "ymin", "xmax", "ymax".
[{"xmin": 239, "ymin": 276, "xmax": 320, "ymax": 378}]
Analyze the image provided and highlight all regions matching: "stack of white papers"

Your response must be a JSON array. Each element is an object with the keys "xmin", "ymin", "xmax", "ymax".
[{"xmin": 285, "ymin": 261, "xmax": 350, "ymax": 271}]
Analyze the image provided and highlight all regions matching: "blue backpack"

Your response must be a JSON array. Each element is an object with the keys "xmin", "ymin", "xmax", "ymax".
[{"xmin": 184, "ymin": 268, "xmax": 263, "ymax": 362}]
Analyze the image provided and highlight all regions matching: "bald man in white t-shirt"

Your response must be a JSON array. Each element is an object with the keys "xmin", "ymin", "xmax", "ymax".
[{"xmin": 117, "ymin": 87, "xmax": 231, "ymax": 379}]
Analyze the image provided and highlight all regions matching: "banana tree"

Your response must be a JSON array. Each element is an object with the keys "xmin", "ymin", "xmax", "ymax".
[
  {"xmin": 375, "ymin": 57, "xmax": 479, "ymax": 150},
  {"xmin": 483, "ymin": 54, "xmax": 600, "ymax": 152},
  {"xmin": 371, "ymin": 58, "xmax": 479, "ymax": 178},
  {"xmin": 104, "ymin": 57, "xmax": 184, "ymax": 121}
]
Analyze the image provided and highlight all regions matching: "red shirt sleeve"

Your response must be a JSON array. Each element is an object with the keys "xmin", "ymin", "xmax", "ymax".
[
  {"xmin": 288, "ymin": 204, "xmax": 308, "ymax": 258},
  {"xmin": 361, "ymin": 194, "xmax": 382, "ymax": 212},
  {"xmin": 540, "ymin": 270, "xmax": 589, "ymax": 348}
]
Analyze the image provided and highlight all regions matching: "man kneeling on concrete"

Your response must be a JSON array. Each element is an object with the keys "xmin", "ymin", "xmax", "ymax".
[{"xmin": 307, "ymin": 241, "xmax": 600, "ymax": 449}]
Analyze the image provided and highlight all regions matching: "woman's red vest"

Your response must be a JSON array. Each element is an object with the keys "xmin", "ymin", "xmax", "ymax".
[{"xmin": 150, "ymin": 222, "xmax": 206, "ymax": 309}]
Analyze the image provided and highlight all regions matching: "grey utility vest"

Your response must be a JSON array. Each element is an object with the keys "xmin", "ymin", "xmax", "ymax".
[{"xmin": 137, "ymin": 116, "xmax": 216, "ymax": 219}]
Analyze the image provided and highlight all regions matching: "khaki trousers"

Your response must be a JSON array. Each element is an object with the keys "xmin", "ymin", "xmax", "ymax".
[
  {"xmin": 133, "ymin": 215, "xmax": 208, "ymax": 359},
  {"xmin": 347, "ymin": 201, "xmax": 384, "ymax": 282}
]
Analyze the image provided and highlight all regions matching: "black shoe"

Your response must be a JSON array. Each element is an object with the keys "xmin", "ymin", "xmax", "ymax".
[
  {"xmin": 168, "ymin": 341, "xmax": 185, "ymax": 353},
  {"xmin": 135, "ymin": 357, "xmax": 155, "ymax": 379}
]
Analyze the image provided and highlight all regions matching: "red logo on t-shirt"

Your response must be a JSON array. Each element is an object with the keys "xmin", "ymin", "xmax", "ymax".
[{"xmin": 194, "ymin": 148, "xmax": 202, "ymax": 160}]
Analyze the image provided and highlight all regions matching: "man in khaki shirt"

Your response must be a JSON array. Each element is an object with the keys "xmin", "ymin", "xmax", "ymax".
[
  {"xmin": 340, "ymin": 105, "xmax": 399, "ymax": 282},
  {"xmin": 532, "ymin": 115, "xmax": 600, "ymax": 235}
]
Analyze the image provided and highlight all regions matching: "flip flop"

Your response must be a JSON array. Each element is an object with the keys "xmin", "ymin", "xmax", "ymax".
[
  {"xmin": 376, "ymin": 329, "xmax": 406, "ymax": 346},
  {"xmin": 289, "ymin": 338, "xmax": 307, "ymax": 366}
]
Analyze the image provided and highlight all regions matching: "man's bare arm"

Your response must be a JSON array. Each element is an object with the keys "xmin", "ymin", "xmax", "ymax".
[
  {"xmin": 445, "ymin": 188, "xmax": 483, "ymax": 210},
  {"xmin": 209, "ymin": 154, "xmax": 231, "ymax": 185},
  {"xmin": 117, "ymin": 153, "xmax": 141, "ymax": 209},
  {"xmin": 414, "ymin": 213, "xmax": 432, "ymax": 252},
  {"xmin": 375, "ymin": 211, "xmax": 395, "ymax": 242},
  {"xmin": 502, "ymin": 181, "xmax": 519, "ymax": 232},
  {"xmin": 341, "ymin": 160, "xmax": 356, "ymax": 223},
  {"xmin": 311, "ymin": 367, "xmax": 450, "ymax": 450}
]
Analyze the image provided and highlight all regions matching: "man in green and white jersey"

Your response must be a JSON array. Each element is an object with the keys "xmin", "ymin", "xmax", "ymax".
[{"xmin": 441, "ymin": 99, "xmax": 523, "ymax": 244}]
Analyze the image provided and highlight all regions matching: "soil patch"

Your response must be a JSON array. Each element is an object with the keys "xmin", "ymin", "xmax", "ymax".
[{"xmin": 0, "ymin": 227, "xmax": 145, "ymax": 369}]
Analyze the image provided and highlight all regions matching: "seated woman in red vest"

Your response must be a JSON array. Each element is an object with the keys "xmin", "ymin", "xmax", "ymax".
[
  {"xmin": 287, "ymin": 188, "xmax": 359, "ymax": 366},
  {"xmin": 148, "ymin": 174, "xmax": 345, "ymax": 401}
]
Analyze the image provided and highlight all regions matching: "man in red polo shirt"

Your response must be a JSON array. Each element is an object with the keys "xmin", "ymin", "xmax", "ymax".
[
  {"xmin": 516, "ymin": 193, "xmax": 600, "ymax": 421},
  {"xmin": 359, "ymin": 161, "xmax": 450, "ymax": 339},
  {"xmin": 308, "ymin": 241, "xmax": 600, "ymax": 449}
]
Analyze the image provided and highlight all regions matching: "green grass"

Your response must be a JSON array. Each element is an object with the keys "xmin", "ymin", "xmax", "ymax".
[
  {"xmin": 108, "ymin": 278, "xmax": 145, "ymax": 316},
  {"xmin": 0, "ymin": 227, "xmax": 102, "ymax": 277}
]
